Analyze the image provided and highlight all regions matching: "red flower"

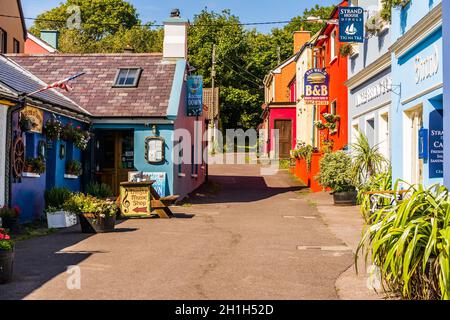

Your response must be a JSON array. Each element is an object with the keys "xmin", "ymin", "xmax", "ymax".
[
  {"xmin": 13, "ymin": 205, "xmax": 21, "ymax": 216},
  {"xmin": 76, "ymin": 126, "xmax": 81, "ymax": 130}
]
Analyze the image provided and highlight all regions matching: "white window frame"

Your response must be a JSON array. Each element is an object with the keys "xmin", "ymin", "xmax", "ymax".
[{"xmin": 113, "ymin": 68, "xmax": 143, "ymax": 88}]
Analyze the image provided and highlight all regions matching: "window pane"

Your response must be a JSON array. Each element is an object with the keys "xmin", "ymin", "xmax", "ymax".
[{"xmin": 115, "ymin": 68, "xmax": 140, "ymax": 86}]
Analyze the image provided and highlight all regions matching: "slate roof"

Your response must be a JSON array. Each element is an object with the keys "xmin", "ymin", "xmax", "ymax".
[
  {"xmin": 8, "ymin": 53, "xmax": 177, "ymax": 118},
  {"xmin": 0, "ymin": 54, "xmax": 89, "ymax": 115}
]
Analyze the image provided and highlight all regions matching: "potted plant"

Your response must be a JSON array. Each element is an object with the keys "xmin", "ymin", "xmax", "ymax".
[
  {"xmin": 65, "ymin": 160, "xmax": 82, "ymax": 177},
  {"xmin": 61, "ymin": 123, "xmax": 76, "ymax": 142},
  {"xmin": 45, "ymin": 187, "xmax": 77, "ymax": 229},
  {"xmin": 0, "ymin": 206, "xmax": 20, "ymax": 231},
  {"xmin": 340, "ymin": 43, "xmax": 354, "ymax": 57},
  {"xmin": 24, "ymin": 157, "xmax": 46, "ymax": 175},
  {"xmin": 44, "ymin": 117, "xmax": 63, "ymax": 141},
  {"xmin": 316, "ymin": 151, "xmax": 357, "ymax": 206},
  {"xmin": 63, "ymin": 193, "xmax": 118, "ymax": 233},
  {"xmin": 86, "ymin": 182, "xmax": 114, "ymax": 199},
  {"xmin": 73, "ymin": 126, "xmax": 92, "ymax": 151},
  {"xmin": 0, "ymin": 228, "xmax": 14, "ymax": 284},
  {"xmin": 19, "ymin": 114, "xmax": 37, "ymax": 132}
]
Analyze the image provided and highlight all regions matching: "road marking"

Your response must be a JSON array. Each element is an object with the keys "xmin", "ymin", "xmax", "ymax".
[
  {"xmin": 283, "ymin": 215, "xmax": 296, "ymax": 219},
  {"xmin": 299, "ymin": 216, "xmax": 317, "ymax": 219},
  {"xmin": 297, "ymin": 245, "xmax": 351, "ymax": 251}
]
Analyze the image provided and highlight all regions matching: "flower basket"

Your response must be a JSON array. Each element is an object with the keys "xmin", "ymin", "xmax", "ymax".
[
  {"xmin": 19, "ymin": 115, "xmax": 37, "ymax": 132},
  {"xmin": 0, "ymin": 229, "xmax": 14, "ymax": 284},
  {"xmin": 79, "ymin": 213, "xmax": 116, "ymax": 234},
  {"xmin": 65, "ymin": 160, "xmax": 82, "ymax": 177},
  {"xmin": 44, "ymin": 117, "xmax": 63, "ymax": 141},
  {"xmin": 0, "ymin": 206, "xmax": 20, "ymax": 231}
]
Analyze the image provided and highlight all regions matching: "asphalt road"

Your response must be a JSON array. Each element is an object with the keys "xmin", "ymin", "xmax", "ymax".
[{"xmin": 0, "ymin": 161, "xmax": 353, "ymax": 300}]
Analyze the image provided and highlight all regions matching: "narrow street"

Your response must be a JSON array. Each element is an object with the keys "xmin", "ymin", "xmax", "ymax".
[{"xmin": 0, "ymin": 160, "xmax": 354, "ymax": 300}]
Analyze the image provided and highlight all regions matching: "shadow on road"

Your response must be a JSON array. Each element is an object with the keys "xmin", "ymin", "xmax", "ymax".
[{"xmin": 0, "ymin": 226, "xmax": 94, "ymax": 300}]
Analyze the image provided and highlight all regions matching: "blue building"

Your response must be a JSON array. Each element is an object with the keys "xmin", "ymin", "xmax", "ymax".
[
  {"xmin": 11, "ymin": 13, "xmax": 207, "ymax": 203},
  {"xmin": 390, "ymin": 0, "xmax": 443, "ymax": 187},
  {"xmin": 346, "ymin": 0, "xmax": 392, "ymax": 161},
  {"xmin": 0, "ymin": 55, "xmax": 90, "ymax": 222},
  {"xmin": 444, "ymin": 1, "xmax": 450, "ymax": 187}
]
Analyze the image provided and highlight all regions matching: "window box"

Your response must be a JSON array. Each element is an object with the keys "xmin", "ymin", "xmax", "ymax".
[
  {"xmin": 22, "ymin": 172, "xmax": 40, "ymax": 178},
  {"xmin": 64, "ymin": 174, "xmax": 79, "ymax": 179}
]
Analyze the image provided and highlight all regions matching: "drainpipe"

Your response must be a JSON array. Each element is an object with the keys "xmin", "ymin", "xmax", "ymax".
[{"xmin": 5, "ymin": 95, "xmax": 26, "ymax": 206}]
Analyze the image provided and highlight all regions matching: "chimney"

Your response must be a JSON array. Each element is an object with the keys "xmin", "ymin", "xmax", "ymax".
[
  {"xmin": 40, "ymin": 30, "xmax": 59, "ymax": 50},
  {"xmin": 163, "ymin": 9, "xmax": 189, "ymax": 61},
  {"xmin": 293, "ymin": 31, "xmax": 311, "ymax": 54}
]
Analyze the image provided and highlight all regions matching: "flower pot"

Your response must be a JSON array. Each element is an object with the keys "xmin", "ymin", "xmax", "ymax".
[
  {"xmin": 0, "ymin": 248, "xmax": 14, "ymax": 284},
  {"xmin": 47, "ymin": 211, "xmax": 78, "ymax": 229},
  {"xmin": 79, "ymin": 213, "xmax": 116, "ymax": 234},
  {"xmin": 1, "ymin": 217, "xmax": 18, "ymax": 231},
  {"xmin": 333, "ymin": 191, "xmax": 357, "ymax": 206},
  {"xmin": 20, "ymin": 120, "xmax": 33, "ymax": 132}
]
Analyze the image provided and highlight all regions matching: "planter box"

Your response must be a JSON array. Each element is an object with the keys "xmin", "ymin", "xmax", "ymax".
[
  {"xmin": 64, "ymin": 174, "xmax": 79, "ymax": 179},
  {"xmin": 79, "ymin": 213, "xmax": 116, "ymax": 234},
  {"xmin": 47, "ymin": 211, "xmax": 78, "ymax": 229},
  {"xmin": 0, "ymin": 248, "xmax": 14, "ymax": 284}
]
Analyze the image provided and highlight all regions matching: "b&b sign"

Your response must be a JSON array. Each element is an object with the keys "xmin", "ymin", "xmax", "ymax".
[
  {"xmin": 187, "ymin": 75, "xmax": 203, "ymax": 117},
  {"xmin": 339, "ymin": 6, "xmax": 364, "ymax": 43},
  {"xmin": 304, "ymin": 69, "xmax": 329, "ymax": 105}
]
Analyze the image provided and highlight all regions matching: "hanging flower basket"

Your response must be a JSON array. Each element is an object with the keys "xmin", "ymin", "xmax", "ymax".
[
  {"xmin": 314, "ymin": 121, "xmax": 327, "ymax": 131},
  {"xmin": 19, "ymin": 115, "xmax": 37, "ymax": 132},
  {"xmin": 322, "ymin": 113, "xmax": 341, "ymax": 123},
  {"xmin": 44, "ymin": 117, "xmax": 63, "ymax": 141}
]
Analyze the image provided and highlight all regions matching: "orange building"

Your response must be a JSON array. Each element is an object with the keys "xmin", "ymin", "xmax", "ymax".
[{"xmin": 0, "ymin": 0, "xmax": 26, "ymax": 54}]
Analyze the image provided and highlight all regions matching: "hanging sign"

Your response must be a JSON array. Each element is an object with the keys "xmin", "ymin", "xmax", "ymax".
[
  {"xmin": 418, "ymin": 128, "xmax": 428, "ymax": 160},
  {"xmin": 304, "ymin": 69, "xmax": 329, "ymax": 105},
  {"xmin": 187, "ymin": 75, "xmax": 203, "ymax": 117},
  {"xmin": 20, "ymin": 106, "xmax": 44, "ymax": 133},
  {"xmin": 339, "ymin": 6, "xmax": 364, "ymax": 43},
  {"xmin": 429, "ymin": 110, "xmax": 444, "ymax": 179}
]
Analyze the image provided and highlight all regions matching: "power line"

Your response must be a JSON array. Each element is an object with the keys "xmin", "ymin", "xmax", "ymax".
[
  {"xmin": 0, "ymin": 13, "xmax": 324, "ymax": 29},
  {"xmin": 222, "ymin": 56, "xmax": 263, "ymax": 82},
  {"xmin": 218, "ymin": 58, "xmax": 264, "ymax": 88}
]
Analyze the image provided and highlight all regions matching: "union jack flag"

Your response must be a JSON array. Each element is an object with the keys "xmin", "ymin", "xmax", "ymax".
[{"xmin": 26, "ymin": 72, "xmax": 85, "ymax": 97}]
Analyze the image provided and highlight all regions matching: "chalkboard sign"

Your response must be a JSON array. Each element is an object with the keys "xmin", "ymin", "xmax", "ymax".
[
  {"xmin": 120, "ymin": 182, "xmax": 152, "ymax": 217},
  {"xmin": 429, "ymin": 110, "xmax": 444, "ymax": 179}
]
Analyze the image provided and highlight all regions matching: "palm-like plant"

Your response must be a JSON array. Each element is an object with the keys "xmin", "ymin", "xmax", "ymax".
[
  {"xmin": 351, "ymin": 131, "xmax": 388, "ymax": 186},
  {"xmin": 357, "ymin": 182, "xmax": 450, "ymax": 300}
]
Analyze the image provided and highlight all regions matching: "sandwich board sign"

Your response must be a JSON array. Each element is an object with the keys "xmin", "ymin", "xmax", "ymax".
[{"xmin": 339, "ymin": 6, "xmax": 364, "ymax": 43}]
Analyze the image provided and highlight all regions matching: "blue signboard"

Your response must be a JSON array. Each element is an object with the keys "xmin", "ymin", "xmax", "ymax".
[
  {"xmin": 144, "ymin": 172, "xmax": 167, "ymax": 197},
  {"xmin": 418, "ymin": 128, "xmax": 428, "ymax": 160},
  {"xmin": 187, "ymin": 76, "xmax": 203, "ymax": 117},
  {"xmin": 339, "ymin": 6, "xmax": 364, "ymax": 43},
  {"xmin": 429, "ymin": 110, "xmax": 444, "ymax": 179},
  {"xmin": 304, "ymin": 69, "xmax": 329, "ymax": 105}
]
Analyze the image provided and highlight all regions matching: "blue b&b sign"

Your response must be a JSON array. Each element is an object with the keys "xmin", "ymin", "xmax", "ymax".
[
  {"xmin": 339, "ymin": 6, "xmax": 364, "ymax": 43},
  {"xmin": 187, "ymin": 76, "xmax": 203, "ymax": 117}
]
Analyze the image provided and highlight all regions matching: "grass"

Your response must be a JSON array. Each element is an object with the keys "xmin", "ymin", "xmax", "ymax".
[
  {"xmin": 10, "ymin": 222, "xmax": 57, "ymax": 242},
  {"xmin": 307, "ymin": 200, "xmax": 318, "ymax": 208},
  {"xmin": 279, "ymin": 159, "xmax": 291, "ymax": 170}
]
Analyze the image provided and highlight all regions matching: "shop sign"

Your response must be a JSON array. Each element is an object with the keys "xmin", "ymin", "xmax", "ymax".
[
  {"xmin": 339, "ymin": 7, "xmax": 364, "ymax": 43},
  {"xmin": 415, "ymin": 45, "xmax": 439, "ymax": 84},
  {"xmin": 187, "ymin": 76, "xmax": 203, "ymax": 117},
  {"xmin": 355, "ymin": 77, "xmax": 392, "ymax": 107},
  {"xmin": 120, "ymin": 183, "xmax": 151, "ymax": 217},
  {"xmin": 304, "ymin": 69, "xmax": 329, "ymax": 105},
  {"xmin": 20, "ymin": 106, "xmax": 44, "ymax": 134},
  {"xmin": 429, "ymin": 110, "xmax": 444, "ymax": 179}
]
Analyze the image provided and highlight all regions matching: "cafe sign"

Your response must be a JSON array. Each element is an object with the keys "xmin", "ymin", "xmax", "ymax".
[
  {"xmin": 339, "ymin": 7, "xmax": 364, "ymax": 43},
  {"xmin": 20, "ymin": 106, "xmax": 43, "ymax": 133},
  {"xmin": 428, "ymin": 110, "xmax": 444, "ymax": 179},
  {"xmin": 187, "ymin": 75, "xmax": 203, "ymax": 117},
  {"xmin": 120, "ymin": 182, "xmax": 151, "ymax": 217},
  {"xmin": 304, "ymin": 69, "xmax": 329, "ymax": 105}
]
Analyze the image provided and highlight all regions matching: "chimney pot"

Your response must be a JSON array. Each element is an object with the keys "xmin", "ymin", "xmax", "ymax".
[{"xmin": 171, "ymin": 9, "xmax": 181, "ymax": 18}]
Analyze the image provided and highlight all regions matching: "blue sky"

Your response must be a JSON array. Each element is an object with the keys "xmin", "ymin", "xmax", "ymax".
[{"xmin": 21, "ymin": 0, "xmax": 339, "ymax": 33}]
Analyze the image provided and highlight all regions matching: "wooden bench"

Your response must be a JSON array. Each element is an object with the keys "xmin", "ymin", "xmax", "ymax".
[{"xmin": 149, "ymin": 188, "xmax": 179, "ymax": 219}]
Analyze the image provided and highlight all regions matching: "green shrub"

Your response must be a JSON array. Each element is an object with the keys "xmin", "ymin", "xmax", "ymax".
[
  {"xmin": 45, "ymin": 187, "xmax": 73, "ymax": 212},
  {"xmin": 63, "ymin": 193, "xmax": 117, "ymax": 217},
  {"xmin": 357, "ymin": 169, "xmax": 392, "ymax": 219},
  {"xmin": 86, "ymin": 182, "xmax": 113, "ymax": 199},
  {"xmin": 357, "ymin": 182, "xmax": 450, "ymax": 300},
  {"xmin": 316, "ymin": 151, "xmax": 356, "ymax": 192},
  {"xmin": 66, "ymin": 160, "xmax": 82, "ymax": 176}
]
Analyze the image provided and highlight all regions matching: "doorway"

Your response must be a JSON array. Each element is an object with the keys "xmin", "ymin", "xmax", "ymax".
[
  {"xmin": 404, "ymin": 106, "xmax": 423, "ymax": 185},
  {"xmin": 274, "ymin": 120, "xmax": 292, "ymax": 158},
  {"xmin": 94, "ymin": 130, "xmax": 135, "ymax": 195}
]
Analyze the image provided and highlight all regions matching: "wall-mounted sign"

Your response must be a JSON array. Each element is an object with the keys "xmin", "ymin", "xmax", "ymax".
[
  {"xmin": 355, "ymin": 77, "xmax": 392, "ymax": 107},
  {"xmin": 187, "ymin": 75, "xmax": 203, "ymax": 117},
  {"xmin": 145, "ymin": 136, "xmax": 165, "ymax": 164},
  {"xmin": 339, "ymin": 6, "xmax": 364, "ymax": 43},
  {"xmin": 120, "ymin": 182, "xmax": 152, "ymax": 217},
  {"xmin": 20, "ymin": 106, "xmax": 43, "ymax": 134},
  {"xmin": 304, "ymin": 69, "xmax": 329, "ymax": 105},
  {"xmin": 429, "ymin": 110, "xmax": 443, "ymax": 179},
  {"xmin": 414, "ymin": 44, "xmax": 439, "ymax": 84}
]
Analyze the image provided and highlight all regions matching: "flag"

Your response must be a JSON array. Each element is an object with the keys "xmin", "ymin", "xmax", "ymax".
[{"xmin": 26, "ymin": 72, "xmax": 85, "ymax": 97}]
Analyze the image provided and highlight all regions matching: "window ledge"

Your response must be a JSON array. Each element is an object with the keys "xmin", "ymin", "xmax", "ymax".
[
  {"xmin": 178, "ymin": 173, "xmax": 186, "ymax": 178},
  {"xmin": 22, "ymin": 172, "xmax": 40, "ymax": 178},
  {"xmin": 191, "ymin": 174, "xmax": 198, "ymax": 178}
]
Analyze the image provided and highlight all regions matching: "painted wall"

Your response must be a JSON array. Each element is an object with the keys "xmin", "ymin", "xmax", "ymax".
[
  {"xmin": 0, "ymin": 105, "xmax": 7, "ymax": 206},
  {"xmin": 444, "ymin": 0, "xmax": 450, "ymax": 187},
  {"xmin": 391, "ymin": 2, "xmax": 443, "ymax": 187},
  {"xmin": 11, "ymin": 110, "xmax": 86, "ymax": 223},
  {"xmin": 24, "ymin": 37, "xmax": 52, "ymax": 54}
]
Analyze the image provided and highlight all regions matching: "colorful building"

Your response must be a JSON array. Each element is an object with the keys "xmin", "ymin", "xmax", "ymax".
[
  {"xmin": 0, "ymin": 55, "xmax": 90, "ymax": 221},
  {"xmin": 390, "ymin": 0, "xmax": 443, "ymax": 187},
  {"xmin": 346, "ymin": 0, "xmax": 391, "ymax": 160},
  {"xmin": 0, "ymin": 0, "xmax": 26, "ymax": 54},
  {"xmin": 10, "ymin": 13, "xmax": 207, "ymax": 201},
  {"xmin": 25, "ymin": 31, "xmax": 58, "ymax": 54},
  {"xmin": 260, "ymin": 31, "xmax": 311, "ymax": 158}
]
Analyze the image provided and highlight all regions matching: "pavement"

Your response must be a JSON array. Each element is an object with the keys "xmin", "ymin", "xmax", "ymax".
[{"xmin": 0, "ymin": 159, "xmax": 379, "ymax": 300}]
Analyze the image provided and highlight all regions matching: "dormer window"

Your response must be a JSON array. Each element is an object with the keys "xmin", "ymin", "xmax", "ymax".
[{"xmin": 113, "ymin": 68, "xmax": 142, "ymax": 87}]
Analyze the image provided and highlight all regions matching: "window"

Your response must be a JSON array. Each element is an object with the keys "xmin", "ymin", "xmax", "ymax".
[
  {"xmin": 13, "ymin": 38, "xmax": 20, "ymax": 53},
  {"xmin": 0, "ymin": 28, "xmax": 7, "ymax": 53},
  {"xmin": 330, "ymin": 30, "xmax": 337, "ymax": 61},
  {"xmin": 113, "ymin": 68, "xmax": 142, "ymax": 87}
]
